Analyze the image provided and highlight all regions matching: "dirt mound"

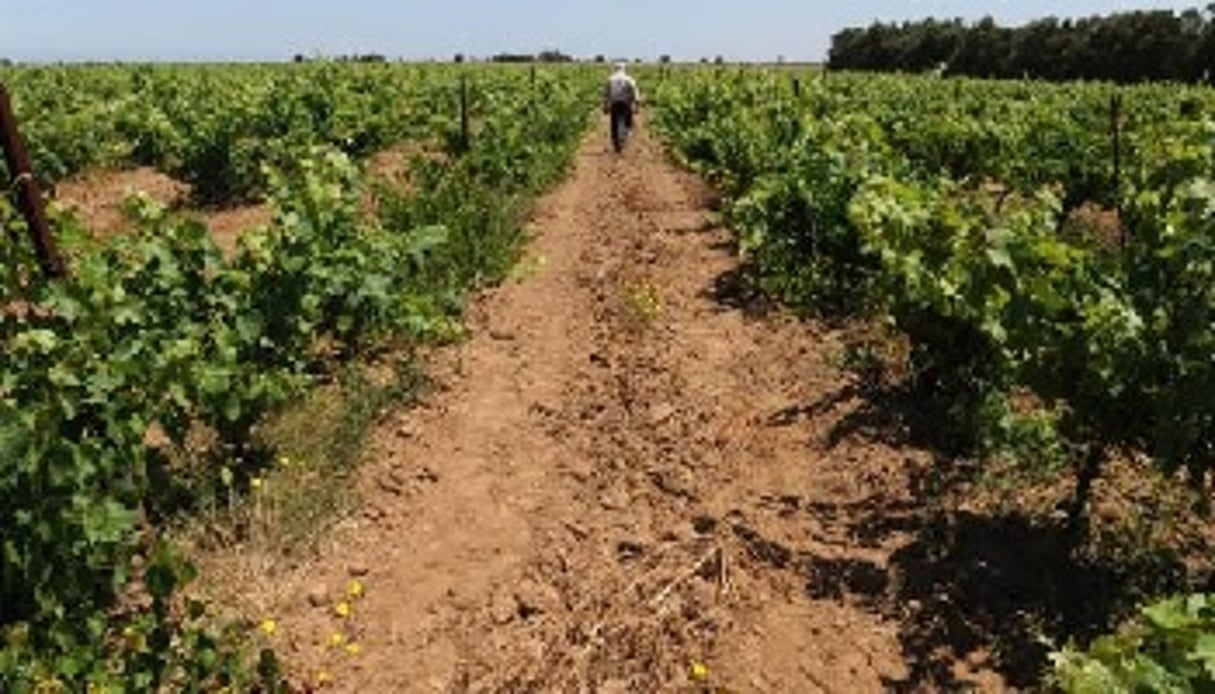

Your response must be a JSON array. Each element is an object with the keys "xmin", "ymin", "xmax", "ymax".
[
  {"xmin": 54, "ymin": 167, "xmax": 188, "ymax": 235},
  {"xmin": 205, "ymin": 204, "xmax": 273, "ymax": 255},
  {"xmin": 52, "ymin": 167, "xmax": 270, "ymax": 253},
  {"xmin": 1062, "ymin": 202, "xmax": 1124, "ymax": 251}
]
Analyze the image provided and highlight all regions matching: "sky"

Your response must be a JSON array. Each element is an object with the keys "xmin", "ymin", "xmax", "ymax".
[{"xmin": 0, "ymin": 0, "xmax": 1203, "ymax": 63}]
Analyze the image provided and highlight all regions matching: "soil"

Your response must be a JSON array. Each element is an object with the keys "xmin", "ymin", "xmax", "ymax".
[
  {"xmin": 52, "ymin": 150, "xmax": 430, "ymax": 254},
  {"xmin": 210, "ymin": 120, "xmax": 1024, "ymax": 693},
  {"xmin": 53, "ymin": 167, "xmax": 189, "ymax": 234},
  {"xmin": 51, "ymin": 167, "xmax": 270, "ymax": 253},
  {"xmin": 1062, "ymin": 203, "xmax": 1124, "ymax": 251},
  {"xmin": 365, "ymin": 142, "xmax": 445, "ymax": 189},
  {"xmin": 205, "ymin": 204, "xmax": 273, "ymax": 255}
]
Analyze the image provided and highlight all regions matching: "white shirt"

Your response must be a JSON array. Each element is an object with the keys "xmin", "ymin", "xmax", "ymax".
[{"xmin": 605, "ymin": 70, "xmax": 640, "ymax": 105}]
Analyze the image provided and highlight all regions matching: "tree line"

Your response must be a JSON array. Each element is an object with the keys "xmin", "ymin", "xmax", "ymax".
[{"xmin": 828, "ymin": 6, "xmax": 1215, "ymax": 83}]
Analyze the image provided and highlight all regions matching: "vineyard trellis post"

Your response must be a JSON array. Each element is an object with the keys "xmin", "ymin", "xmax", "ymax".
[
  {"xmin": 0, "ymin": 83, "xmax": 65, "ymax": 279},
  {"xmin": 1110, "ymin": 93, "xmax": 1124, "ymax": 246},
  {"xmin": 528, "ymin": 65, "xmax": 537, "ymax": 114},
  {"xmin": 459, "ymin": 73, "xmax": 470, "ymax": 152}
]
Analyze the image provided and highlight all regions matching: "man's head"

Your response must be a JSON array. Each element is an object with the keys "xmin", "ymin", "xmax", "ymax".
[{"xmin": 613, "ymin": 61, "xmax": 627, "ymax": 74}]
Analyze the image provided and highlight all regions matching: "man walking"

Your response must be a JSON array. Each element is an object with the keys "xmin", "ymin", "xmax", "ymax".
[{"xmin": 603, "ymin": 62, "xmax": 640, "ymax": 153}]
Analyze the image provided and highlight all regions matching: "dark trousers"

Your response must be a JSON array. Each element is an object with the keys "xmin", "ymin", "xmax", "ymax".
[{"xmin": 609, "ymin": 101, "xmax": 634, "ymax": 151}]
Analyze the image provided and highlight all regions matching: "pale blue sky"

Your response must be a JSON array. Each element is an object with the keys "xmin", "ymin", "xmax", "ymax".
[{"xmin": 1, "ymin": 1, "xmax": 1201, "ymax": 63}]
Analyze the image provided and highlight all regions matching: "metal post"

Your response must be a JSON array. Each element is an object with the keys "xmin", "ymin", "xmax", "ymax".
[
  {"xmin": 0, "ymin": 84, "xmax": 65, "ymax": 279},
  {"xmin": 529, "ymin": 65, "xmax": 537, "ymax": 112},
  {"xmin": 459, "ymin": 74, "xmax": 470, "ymax": 152},
  {"xmin": 1110, "ymin": 93, "xmax": 1124, "ymax": 245}
]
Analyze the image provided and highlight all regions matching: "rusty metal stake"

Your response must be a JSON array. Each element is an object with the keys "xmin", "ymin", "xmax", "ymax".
[
  {"xmin": 0, "ymin": 83, "xmax": 66, "ymax": 279},
  {"xmin": 459, "ymin": 74, "xmax": 470, "ymax": 153},
  {"xmin": 1110, "ymin": 93, "xmax": 1125, "ymax": 247}
]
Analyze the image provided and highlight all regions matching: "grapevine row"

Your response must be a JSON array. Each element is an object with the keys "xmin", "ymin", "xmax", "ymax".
[
  {"xmin": 652, "ymin": 69, "xmax": 1215, "ymax": 689},
  {"xmin": 1, "ymin": 63, "xmax": 598, "ymax": 690}
]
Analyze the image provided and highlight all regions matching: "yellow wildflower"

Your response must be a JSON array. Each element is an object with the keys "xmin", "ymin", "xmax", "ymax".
[
  {"xmin": 347, "ymin": 579, "xmax": 365, "ymax": 600},
  {"xmin": 329, "ymin": 632, "xmax": 346, "ymax": 648},
  {"xmin": 334, "ymin": 601, "xmax": 352, "ymax": 619},
  {"xmin": 259, "ymin": 619, "xmax": 277, "ymax": 637},
  {"xmin": 690, "ymin": 662, "xmax": 709, "ymax": 680},
  {"xmin": 345, "ymin": 642, "xmax": 363, "ymax": 656}
]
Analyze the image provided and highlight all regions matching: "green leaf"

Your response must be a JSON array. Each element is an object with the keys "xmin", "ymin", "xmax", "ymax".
[
  {"xmin": 986, "ymin": 246, "xmax": 1013, "ymax": 270},
  {"xmin": 223, "ymin": 395, "xmax": 243, "ymax": 423},
  {"xmin": 198, "ymin": 366, "xmax": 231, "ymax": 396},
  {"xmin": 1192, "ymin": 634, "xmax": 1215, "ymax": 679},
  {"xmin": 12, "ymin": 329, "xmax": 59, "ymax": 354},
  {"xmin": 235, "ymin": 312, "xmax": 265, "ymax": 344},
  {"xmin": 1144, "ymin": 599, "xmax": 1193, "ymax": 631}
]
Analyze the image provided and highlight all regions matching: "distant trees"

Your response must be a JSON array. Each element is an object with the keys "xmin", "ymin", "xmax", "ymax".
[
  {"xmin": 541, "ymin": 49, "xmax": 574, "ymax": 63},
  {"xmin": 341, "ymin": 54, "xmax": 387, "ymax": 63},
  {"xmin": 490, "ymin": 49, "xmax": 572, "ymax": 63},
  {"xmin": 828, "ymin": 6, "xmax": 1215, "ymax": 84},
  {"xmin": 294, "ymin": 53, "xmax": 387, "ymax": 63},
  {"xmin": 490, "ymin": 53, "xmax": 531, "ymax": 63}
]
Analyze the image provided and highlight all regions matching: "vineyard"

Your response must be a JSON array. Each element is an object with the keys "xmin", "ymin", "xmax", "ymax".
[
  {"xmin": 1, "ymin": 62, "xmax": 596, "ymax": 689},
  {"xmin": 651, "ymin": 69, "xmax": 1215, "ymax": 690},
  {"xmin": 2, "ymin": 59, "xmax": 1215, "ymax": 691},
  {"xmin": 653, "ymin": 70, "xmax": 1215, "ymax": 489}
]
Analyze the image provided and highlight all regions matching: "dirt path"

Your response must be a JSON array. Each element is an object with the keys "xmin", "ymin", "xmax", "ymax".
[{"xmin": 254, "ymin": 119, "xmax": 1005, "ymax": 692}]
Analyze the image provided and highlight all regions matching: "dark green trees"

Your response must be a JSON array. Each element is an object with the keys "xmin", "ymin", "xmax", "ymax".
[{"xmin": 829, "ymin": 6, "xmax": 1215, "ymax": 84}]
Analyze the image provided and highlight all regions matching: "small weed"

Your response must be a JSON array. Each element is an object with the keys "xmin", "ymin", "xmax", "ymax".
[
  {"xmin": 625, "ymin": 280, "xmax": 664, "ymax": 326},
  {"xmin": 189, "ymin": 354, "xmax": 426, "ymax": 558},
  {"xmin": 508, "ymin": 253, "xmax": 548, "ymax": 283}
]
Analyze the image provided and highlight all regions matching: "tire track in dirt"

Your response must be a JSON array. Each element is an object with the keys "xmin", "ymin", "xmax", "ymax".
[{"xmin": 252, "ymin": 118, "xmax": 1006, "ymax": 691}]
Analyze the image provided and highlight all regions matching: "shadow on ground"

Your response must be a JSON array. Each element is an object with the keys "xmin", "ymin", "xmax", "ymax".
[
  {"xmin": 694, "ymin": 227, "xmax": 1208, "ymax": 689},
  {"xmin": 704, "ymin": 265, "xmax": 780, "ymax": 320},
  {"xmin": 732, "ymin": 317, "xmax": 1188, "ymax": 686},
  {"xmin": 763, "ymin": 381, "xmax": 1195, "ymax": 689},
  {"xmin": 807, "ymin": 502, "xmax": 1188, "ymax": 690}
]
